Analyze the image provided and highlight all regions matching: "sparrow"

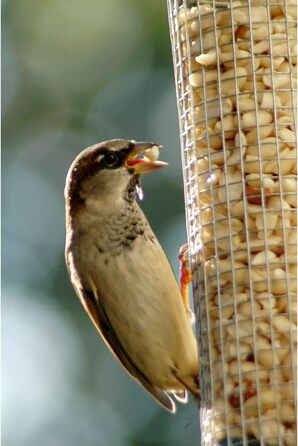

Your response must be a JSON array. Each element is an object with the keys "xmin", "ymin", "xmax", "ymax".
[{"xmin": 64, "ymin": 139, "xmax": 199, "ymax": 413}]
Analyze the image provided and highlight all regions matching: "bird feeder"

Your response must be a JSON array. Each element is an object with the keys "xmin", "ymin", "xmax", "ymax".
[{"xmin": 167, "ymin": 1, "xmax": 297, "ymax": 444}]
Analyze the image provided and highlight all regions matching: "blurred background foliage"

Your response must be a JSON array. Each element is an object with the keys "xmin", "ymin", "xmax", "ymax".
[{"xmin": 2, "ymin": 0, "xmax": 200, "ymax": 444}]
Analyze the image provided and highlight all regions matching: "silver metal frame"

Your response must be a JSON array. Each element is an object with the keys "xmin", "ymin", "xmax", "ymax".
[{"xmin": 167, "ymin": 1, "xmax": 297, "ymax": 445}]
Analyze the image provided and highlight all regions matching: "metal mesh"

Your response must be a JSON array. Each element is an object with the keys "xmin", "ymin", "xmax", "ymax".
[{"xmin": 167, "ymin": 1, "xmax": 297, "ymax": 445}]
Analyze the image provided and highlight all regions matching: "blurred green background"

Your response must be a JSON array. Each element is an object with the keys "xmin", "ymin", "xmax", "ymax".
[{"xmin": 2, "ymin": 0, "xmax": 200, "ymax": 444}]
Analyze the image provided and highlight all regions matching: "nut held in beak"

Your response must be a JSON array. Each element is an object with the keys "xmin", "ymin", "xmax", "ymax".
[{"xmin": 125, "ymin": 142, "xmax": 168, "ymax": 174}]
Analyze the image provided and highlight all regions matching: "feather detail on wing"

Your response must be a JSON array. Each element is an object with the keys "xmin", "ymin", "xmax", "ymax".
[{"xmin": 66, "ymin": 251, "xmax": 176, "ymax": 412}]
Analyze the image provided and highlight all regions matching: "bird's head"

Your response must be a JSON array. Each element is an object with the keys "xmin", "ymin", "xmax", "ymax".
[{"xmin": 65, "ymin": 139, "xmax": 168, "ymax": 210}]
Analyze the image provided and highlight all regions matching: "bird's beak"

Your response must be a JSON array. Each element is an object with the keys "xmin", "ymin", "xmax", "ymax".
[{"xmin": 125, "ymin": 142, "xmax": 168, "ymax": 174}]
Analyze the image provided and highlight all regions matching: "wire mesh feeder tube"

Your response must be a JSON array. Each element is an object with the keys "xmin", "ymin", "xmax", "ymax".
[{"xmin": 167, "ymin": 1, "xmax": 297, "ymax": 445}]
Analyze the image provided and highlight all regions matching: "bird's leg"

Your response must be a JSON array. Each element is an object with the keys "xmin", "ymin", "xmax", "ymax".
[{"xmin": 179, "ymin": 244, "xmax": 195, "ymax": 324}]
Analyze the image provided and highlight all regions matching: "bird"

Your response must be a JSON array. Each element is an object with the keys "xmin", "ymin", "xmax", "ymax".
[{"xmin": 64, "ymin": 139, "xmax": 199, "ymax": 413}]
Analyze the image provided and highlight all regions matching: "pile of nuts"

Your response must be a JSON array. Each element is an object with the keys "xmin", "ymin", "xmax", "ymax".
[{"xmin": 173, "ymin": 1, "xmax": 297, "ymax": 444}]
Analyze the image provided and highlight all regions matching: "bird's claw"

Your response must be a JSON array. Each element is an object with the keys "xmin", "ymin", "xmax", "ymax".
[{"xmin": 178, "ymin": 243, "xmax": 189, "ymax": 260}]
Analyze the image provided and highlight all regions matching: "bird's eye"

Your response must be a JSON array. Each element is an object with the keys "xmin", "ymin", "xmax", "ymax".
[{"xmin": 104, "ymin": 152, "xmax": 118, "ymax": 167}]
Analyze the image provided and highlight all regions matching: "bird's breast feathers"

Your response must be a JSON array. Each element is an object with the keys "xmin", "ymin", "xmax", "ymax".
[{"xmin": 69, "ymin": 230, "xmax": 197, "ymax": 387}]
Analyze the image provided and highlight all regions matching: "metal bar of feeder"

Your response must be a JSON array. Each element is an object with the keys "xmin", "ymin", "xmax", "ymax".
[{"xmin": 167, "ymin": 1, "xmax": 297, "ymax": 445}]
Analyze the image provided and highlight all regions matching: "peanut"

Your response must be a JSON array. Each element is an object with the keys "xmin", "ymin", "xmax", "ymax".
[{"xmin": 173, "ymin": 1, "xmax": 297, "ymax": 444}]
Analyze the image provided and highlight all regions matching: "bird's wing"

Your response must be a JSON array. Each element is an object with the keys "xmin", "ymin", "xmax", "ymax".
[{"xmin": 67, "ymin": 253, "xmax": 176, "ymax": 412}]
